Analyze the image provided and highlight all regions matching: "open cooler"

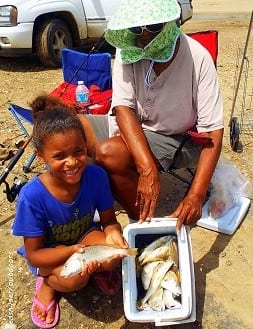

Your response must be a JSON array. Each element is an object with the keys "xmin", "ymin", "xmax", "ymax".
[{"xmin": 122, "ymin": 219, "xmax": 196, "ymax": 326}]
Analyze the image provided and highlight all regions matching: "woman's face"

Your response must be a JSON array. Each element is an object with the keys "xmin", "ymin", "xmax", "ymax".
[{"xmin": 136, "ymin": 29, "xmax": 161, "ymax": 48}]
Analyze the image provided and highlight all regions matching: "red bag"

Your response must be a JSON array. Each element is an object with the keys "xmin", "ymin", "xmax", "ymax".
[{"xmin": 50, "ymin": 82, "xmax": 112, "ymax": 114}]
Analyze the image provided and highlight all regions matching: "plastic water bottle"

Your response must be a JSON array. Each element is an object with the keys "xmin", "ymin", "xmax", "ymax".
[{"xmin": 75, "ymin": 80, "xmax": 89, "ymax": 113}]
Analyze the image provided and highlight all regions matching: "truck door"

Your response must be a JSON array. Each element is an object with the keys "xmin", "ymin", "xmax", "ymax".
[{"xmin": 81, "ymin": 0, "xmax": 121, "ymax": 37}]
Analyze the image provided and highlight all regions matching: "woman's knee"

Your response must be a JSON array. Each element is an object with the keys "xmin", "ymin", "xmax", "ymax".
[{"xmin": 95, "ymin": 137, "xmax": 131, "ymax": 170}]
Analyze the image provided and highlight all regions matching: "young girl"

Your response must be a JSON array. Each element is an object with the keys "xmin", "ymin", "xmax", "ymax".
[{"xmin": 12, "ymin": 98, "xmax": 128, "ymax": 328}]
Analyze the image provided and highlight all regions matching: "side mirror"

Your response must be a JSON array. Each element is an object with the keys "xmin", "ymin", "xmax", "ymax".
[{"xmin": 177, "ymin": 0, "xmax": 193, "ymax": 25}]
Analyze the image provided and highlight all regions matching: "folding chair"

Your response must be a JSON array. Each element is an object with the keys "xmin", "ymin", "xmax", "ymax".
[
  {"xmin": 167, "ymin": 30, "xmax": 218, "ymax": 186},
  {"xmin": 8, "ymin": 104, "xmax": 36, "ymax": 173},
  {"xmin": 8, "ymin": 49, "xmax": 113, "ymax": 173}
]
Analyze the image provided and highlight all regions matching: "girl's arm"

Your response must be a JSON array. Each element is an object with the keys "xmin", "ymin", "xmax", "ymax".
[
  {"xmin": 24, "ymin": 236, "xmax": 83, "ymax": 268},
  {"xmin": 99, "ymin": 208, "xmax": 128, "ymax": 248}
]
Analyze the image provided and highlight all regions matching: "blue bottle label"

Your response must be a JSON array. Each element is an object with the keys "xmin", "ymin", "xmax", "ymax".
[{"xmin": 76, "ymin": 92, "xmax": 89, "ymax": 102}]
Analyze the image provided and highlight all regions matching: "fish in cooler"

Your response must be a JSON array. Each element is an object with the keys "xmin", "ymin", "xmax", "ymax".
[
  {"xmin": 138, "ymin": 236, "xmax": 178, "ymax": 266},
  {"xmin": 137, "ymin": 260, "xmax": 174, "ymax": 310},
  {"xmin": 141, "ymin": 261, "xmax": 161, "ymax": 290},
  {"xmin": 137, "ymin": 235, "xmax": 182, "ymax": 311}
]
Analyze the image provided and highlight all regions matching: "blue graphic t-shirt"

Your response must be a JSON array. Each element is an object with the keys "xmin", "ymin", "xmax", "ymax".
[{"xmin": 12, "ymin": 164, "xmax": 113, "ymax": 247}]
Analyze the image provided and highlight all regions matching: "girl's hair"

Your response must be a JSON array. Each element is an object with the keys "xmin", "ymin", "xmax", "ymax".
[{"xmin": 30, "ymin": 94, "xmax": 86, "ymax": 151}]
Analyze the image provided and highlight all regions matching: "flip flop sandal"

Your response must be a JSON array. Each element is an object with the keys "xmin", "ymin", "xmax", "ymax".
[
  {"xmin": 92, "ymin": 268, "xmax": 122, "ymax": 295},
  {"xmin": 31, "ymin": 276, "xmax": 60, "ymax": 329}
]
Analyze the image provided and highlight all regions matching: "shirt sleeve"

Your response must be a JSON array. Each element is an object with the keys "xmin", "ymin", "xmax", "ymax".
[
  {"xmin": 12, "ymin": 185, "xmax": 47, "ymax": 237},
  {"xmin": 110, "ymin": 49, "xmax": 137, "ymax": 110},
  {"xmin": 194, "ymin": 45, "xmax": 224, "ymax": 132}
]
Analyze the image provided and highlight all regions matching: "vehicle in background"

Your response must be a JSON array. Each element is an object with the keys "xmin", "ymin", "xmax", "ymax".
[{"xmin": 0, "ymin": 0, "xmax": 192, "ymax": 68}]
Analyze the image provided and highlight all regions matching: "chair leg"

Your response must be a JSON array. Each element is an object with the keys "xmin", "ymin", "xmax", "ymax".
[
  {"xmin": 23, "ymin": 152, "xmax": 36, "ymax": 173},
  {"xmin": 167, "ymin": 169, "xmax": 193, "ymax": 186}
]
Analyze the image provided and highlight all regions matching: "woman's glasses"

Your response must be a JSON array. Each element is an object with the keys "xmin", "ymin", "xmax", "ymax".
[{"xmin": 129, "ymin": 23, "xmax": 165, "ymax": 35}]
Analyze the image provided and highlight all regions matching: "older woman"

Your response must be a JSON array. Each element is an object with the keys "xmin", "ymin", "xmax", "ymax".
[{"xmin": 79, "ymin": 0, "xmax": 224, "ymax": 231}]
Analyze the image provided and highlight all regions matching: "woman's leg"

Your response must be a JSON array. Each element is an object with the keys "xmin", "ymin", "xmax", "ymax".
[{"xmin": 95, "ymin": 136, "xmax": 140, "ymax": 220}]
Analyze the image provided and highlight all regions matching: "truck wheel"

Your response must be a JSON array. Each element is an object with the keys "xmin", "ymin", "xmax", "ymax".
[{"xmin": 35, "ymin": 19, "xmax": 73, "ymax": 68}]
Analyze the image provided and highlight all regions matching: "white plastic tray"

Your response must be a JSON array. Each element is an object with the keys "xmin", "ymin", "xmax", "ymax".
[
  {"xmin": 197, "ymin": 197, "xmax": 250, "ymax": 235},
  {"xmin": 122, "ymin": 219, "xmax": 196, "ymax": 326}
]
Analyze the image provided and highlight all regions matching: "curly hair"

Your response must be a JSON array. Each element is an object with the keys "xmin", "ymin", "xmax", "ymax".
[{"xmin": 30, "ymin": 94, "xmax": 86, "ymax": 151}]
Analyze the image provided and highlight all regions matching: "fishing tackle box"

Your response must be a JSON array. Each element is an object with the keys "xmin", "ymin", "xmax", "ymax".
[{"xmin": 122, "ymin": 218, "xmax": 196, "ymax": 326}]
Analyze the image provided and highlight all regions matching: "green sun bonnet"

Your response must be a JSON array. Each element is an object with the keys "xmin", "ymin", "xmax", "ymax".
[{"xmin": 105, "ymin": 0, "xmax": 181, "ymax": 64}]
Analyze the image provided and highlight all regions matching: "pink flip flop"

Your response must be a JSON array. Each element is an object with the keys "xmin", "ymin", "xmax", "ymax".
[
  {"xmin": 92, "ymin": 268, "xmax": 122, "ymax": 295},
  {"xmin": 31, "ymin": 276, "xmax": 60, "ymax": 328}
]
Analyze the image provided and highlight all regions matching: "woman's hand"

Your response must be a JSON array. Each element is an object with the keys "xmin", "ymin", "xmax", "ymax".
[
  {"xmin": 137, "ymin": 165, "xmax": 160, "ymax": 223},
  {"xmin": 169, "ymin": 193, "xmax": 204, "ymax": 232}
]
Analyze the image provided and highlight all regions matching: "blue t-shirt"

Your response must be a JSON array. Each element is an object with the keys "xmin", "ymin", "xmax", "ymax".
[{"xmin": 12, "ymin": 164, "xmax": 113, "ymax": 247}]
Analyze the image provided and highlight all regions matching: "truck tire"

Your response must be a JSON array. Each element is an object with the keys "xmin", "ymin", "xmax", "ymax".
[{"xmin": 35, "ymin": 19, "xmax": 73, "ymax": 68}]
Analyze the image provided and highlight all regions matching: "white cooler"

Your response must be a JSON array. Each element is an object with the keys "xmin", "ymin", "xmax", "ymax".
[{"xmin": 122, "ymin": 219, "xmax": 196, "ymax": 326}]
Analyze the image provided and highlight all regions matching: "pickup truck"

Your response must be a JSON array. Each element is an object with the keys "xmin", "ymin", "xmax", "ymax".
[{"xmin": 0, "ymin": 0, "xmax": 192, "ymax": 68}]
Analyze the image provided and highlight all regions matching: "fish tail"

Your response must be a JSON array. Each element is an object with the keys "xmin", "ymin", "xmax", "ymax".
[{"xmin": 127, "ymin": 248, "xmax": 138, "ymax": 257}]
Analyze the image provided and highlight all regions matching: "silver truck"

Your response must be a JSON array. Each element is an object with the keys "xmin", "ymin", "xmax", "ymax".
[{"xmin": 0, "ymin": 0, "xmax": 192, "ymax": 67}]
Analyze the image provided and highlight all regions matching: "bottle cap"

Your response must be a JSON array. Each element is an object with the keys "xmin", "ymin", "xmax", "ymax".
[{"xmin": 78, "ymin": 80, "xmax": 84, "ymax": 85}]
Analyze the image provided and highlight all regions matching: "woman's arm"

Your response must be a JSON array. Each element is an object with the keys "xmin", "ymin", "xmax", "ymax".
[
  {"xmin": 114, "ymin": 106, "xmax": 160, "ymax": 222},
  {"xmin": 171, "ymin": 128, "xmax": 224, "ymax": 231}
]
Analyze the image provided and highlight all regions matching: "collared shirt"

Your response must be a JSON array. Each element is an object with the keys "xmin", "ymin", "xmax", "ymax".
[{"xmin": 108, "ymin": 34, "xmax": 223, "ymax": 136}]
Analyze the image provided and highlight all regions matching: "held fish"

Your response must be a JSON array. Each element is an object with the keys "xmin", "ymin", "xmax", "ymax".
[{"xmin": 60, "ymin": 245, "xmax": 137, "ymax": 278}]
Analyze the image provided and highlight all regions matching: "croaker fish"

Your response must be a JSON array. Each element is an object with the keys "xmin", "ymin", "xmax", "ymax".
[
  {"xmin": 61, "ymin": 245, "xmax": 137, "ymax": 278},
  {"xmin": 147, "ymin": 287, "xmax": 166, "ymax": 312},
  {"xmin": 139, "ymin": 237, "xmax": 178, "ymax": 266},
  {"xmin": 138, "ymin": 260, "xmax": 174, "ymax": 309},
  {"xmin": 141, "ymin": 261, "xmax": 161, "ymax": 290},
  {"xmin": 138, "ymin": 235, "xmax": 174, "ymax": 264},
  {"xmin": 163, "ymin": 289, "xmax": 182, "ymax": 309},
  {"xmin": 161, "ymin": 267, "xmax": 181, "ymax": 296},
  {"xmin": 137, "ymin": 235, "xmax": 182, "ymax": 311}
]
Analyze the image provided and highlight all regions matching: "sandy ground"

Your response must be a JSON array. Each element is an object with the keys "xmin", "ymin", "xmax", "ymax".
[{"xmin": 0, "ymin": 1, "xmax": 253, "ymax": 329}]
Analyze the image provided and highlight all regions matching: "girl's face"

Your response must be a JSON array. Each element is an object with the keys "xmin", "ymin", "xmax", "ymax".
[{"xmin": 37, "ymin": 130, "xmax": 87, "ymax": 186}]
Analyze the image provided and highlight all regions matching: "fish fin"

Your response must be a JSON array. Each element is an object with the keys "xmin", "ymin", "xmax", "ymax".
[{"xmin": 127, "ymin": 248, "xmax": 138, "ymax": 257}]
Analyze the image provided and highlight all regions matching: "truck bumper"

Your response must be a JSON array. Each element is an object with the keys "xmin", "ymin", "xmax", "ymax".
[{"xmin": 0, "ymin": 23, "xmax": 33, "ymax": 56}]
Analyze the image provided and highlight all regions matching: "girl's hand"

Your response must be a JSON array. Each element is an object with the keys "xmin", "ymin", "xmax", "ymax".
[
  {"xmin": 105, "ymin": 229, "xmax": 128, "ymax": 248},
  {"xmin": 80, "ymin": 260, "xmax": 100, "ymax": 276},
  {"xmin": 70, "ymin": 243, "xmax": 86, "ymax": 254},
  {"xmin": 100, "ymin": 254, "xmax": 124, "ymax": 272}
]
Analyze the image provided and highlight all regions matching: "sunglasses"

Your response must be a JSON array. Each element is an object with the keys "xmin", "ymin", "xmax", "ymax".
[{"xmin": 129, "ymin": 23, "xmax": 165, "ymax": 35}]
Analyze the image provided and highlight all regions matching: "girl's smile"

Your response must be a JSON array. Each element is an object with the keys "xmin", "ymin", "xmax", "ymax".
[{"xmin": 38, "ymin": 129, "xmax": 87, "ymax": 186}]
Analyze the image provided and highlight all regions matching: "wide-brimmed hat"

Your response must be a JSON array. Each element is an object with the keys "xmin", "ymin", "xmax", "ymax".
[{"xmin": 108, "ymin": 0, "xmax": 181, "ymax": 30}]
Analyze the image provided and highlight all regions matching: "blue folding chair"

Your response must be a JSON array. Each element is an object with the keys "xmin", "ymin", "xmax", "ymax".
[
  {"xmin": 61, "ymin": 48, "xmax": 112, "ymax": 90},
  {"xmin": 8, "ymin": 104, "xmax": 36, "ymax": 173},
  {"xmin": 8, "ymin": 49, "xmax": 112, "ymax": 173}
]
